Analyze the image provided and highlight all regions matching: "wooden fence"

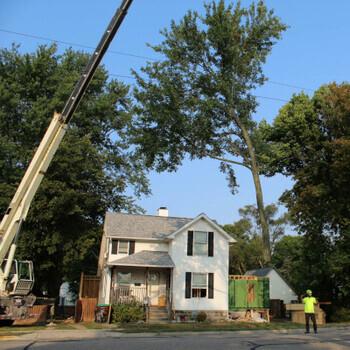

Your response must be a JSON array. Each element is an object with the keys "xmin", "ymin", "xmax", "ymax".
[
  {"xmin": 79, "ymin": 273, "xmax": 100, "ymax": 298},
  {"xmin": 75, "ymin": 273, "xmax": 100, "ymax": 322}
]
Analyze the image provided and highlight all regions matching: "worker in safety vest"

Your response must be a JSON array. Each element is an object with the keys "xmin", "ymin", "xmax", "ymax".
[{"xmin": 302, "ymin": 289, "xmax": 318, "ymax": 334}]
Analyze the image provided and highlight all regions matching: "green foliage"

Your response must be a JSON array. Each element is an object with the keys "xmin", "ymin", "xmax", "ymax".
[
  {"xmin": 111, "ymin": 302, "xmax": 145, "ymax": 323},
  {"xmin": 329, "ymin": 307, "xmax": 350, "ymax": 323},
  {"xmin": 224, "ymin": 203, "xmax": 289, "ymax": 273},
  {"xmin": 272, "ymin": 235, "xmax": 304, "ymax": 295},
  {"xmin": 131, "ymin": 1, "xmax": 287, "ymax": 260},
  {"xmin": 265, "ymin": 83, "xmax": 350, "ymax": 305},
  {"xmin": 196, "ymin": 311, "xmax": 207, "ymax": 322},
  {"xmin": 0, "ymin": 45, "xmax": 149, "ymax": 296}
]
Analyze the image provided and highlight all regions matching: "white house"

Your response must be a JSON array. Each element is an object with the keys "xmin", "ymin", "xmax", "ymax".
[
  {"xmin": 97, "ymin": 208, "xmax": 235, "ymax": 320},
  {"xmin": 245, "ymin": 267, "xmax": 298, "ymax": 304}
]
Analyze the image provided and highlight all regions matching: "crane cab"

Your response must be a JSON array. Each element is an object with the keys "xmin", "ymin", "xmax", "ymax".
[{"xmin": 1, "ymin": 259, "xmax": 34, "ymax": 296}]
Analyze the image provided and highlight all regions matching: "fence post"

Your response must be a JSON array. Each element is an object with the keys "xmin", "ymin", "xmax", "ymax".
[{"xmin": 79, "ymin": 272, "xmax": 84, "ymax": 299}]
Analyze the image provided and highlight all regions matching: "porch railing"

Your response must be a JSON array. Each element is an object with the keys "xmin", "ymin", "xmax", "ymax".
[
  {"xmin": 110, "ymin": 286, "xmax": 147, "ymax": 304},
  {"xmin": 110, "ymin": 286, "xmax": 171, "ymax": 307}
]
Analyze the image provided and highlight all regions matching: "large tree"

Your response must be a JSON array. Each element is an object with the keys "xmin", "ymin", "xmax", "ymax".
[
  {"xmin": 265, "ymin": 83, "xmax": 350, "ymax": 305},
  {"xmin": 131, "ymin": 0, "xmax": 286, "ymax": 261},
  {"xmin": 0, "ymin": 45, "xmax": 149, "ymax": 296}
]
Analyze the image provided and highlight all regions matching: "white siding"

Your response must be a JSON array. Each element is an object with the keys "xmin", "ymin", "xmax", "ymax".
[
  {"xmin": 170, "ymin": 219, "xmax": 229, "ymax": 311},
  {"xmin": 135, "ymin": 241, "xmax": 168, "ymax": 253},
  {"xmin": 107, "ymin": 239, "xmax": 168, "ymax": 264},
  {"xmin": 268, "ymin": 270, "xmax": 298, "ymax": 304}
]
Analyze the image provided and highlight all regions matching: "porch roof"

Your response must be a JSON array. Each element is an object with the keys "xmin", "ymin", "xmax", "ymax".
[{"xmin": 108, "ymin": 250, "xmax": 175, "ymax": 268}]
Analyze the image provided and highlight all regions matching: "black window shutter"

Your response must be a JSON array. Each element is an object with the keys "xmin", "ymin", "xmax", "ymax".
[
  {"xmin": 208, "ymin": 273, "xmax": 214, "ymax": 299},
  {"xmin": 208, "ymin": 232, "xmax": 214, "ymax": 257},
  {"xmin": 185, "ymin": 272, "xmax": 192, "ymax": 298},
  {"xmin": 129, "ymin": 240, "xmax": 135, "ymax": 255},
  {"xmin": 187, "ymin": 231, "xmax": 193, "ymax": 256},
  {"xmin": 111, "ymin": 239, "xmax": 118, "ymax": 254}
]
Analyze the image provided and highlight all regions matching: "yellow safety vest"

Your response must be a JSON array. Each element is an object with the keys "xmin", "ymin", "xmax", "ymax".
[{"xmin": 303, "ymin": 296, "xmax": 317, "ymax": 313}]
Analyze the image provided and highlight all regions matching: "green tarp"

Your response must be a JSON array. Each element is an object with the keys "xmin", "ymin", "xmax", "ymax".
[{"xmin": 228, "ymin": 277, "xmax": 269, "ymax": 310}]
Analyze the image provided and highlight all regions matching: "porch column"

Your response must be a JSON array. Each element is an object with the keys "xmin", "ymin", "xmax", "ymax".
[
  {"xmin": 105, "ymin": 267, "xmax": 112, "ymax": 304},
  {"xmin": 145, "ymin": 267, "xmax": 149, "ymax": 322},
  {"xmin": 169, "ymin": 268, "xmax": 173, "ymax": 312},
  {"xmin": 145, "ymin": 267, "xmax": 149, "ymax": 300}
]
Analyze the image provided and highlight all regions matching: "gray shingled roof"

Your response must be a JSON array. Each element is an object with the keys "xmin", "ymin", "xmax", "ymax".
[
  {"xmin": 109, "ymin": 250, "xmax": 175, "ymax": 268},
  {"xmin": 104, "ymin": 212, "xmax": 192, "ymax": 239},
  {"xmin": 245, "ymin": 267, "xmax": 273, "ymax": 277}
]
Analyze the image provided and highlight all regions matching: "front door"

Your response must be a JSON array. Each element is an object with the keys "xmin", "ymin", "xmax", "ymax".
[{"xmin": 148, "ymin": 271, "xmax": 160, "ymax": 306}]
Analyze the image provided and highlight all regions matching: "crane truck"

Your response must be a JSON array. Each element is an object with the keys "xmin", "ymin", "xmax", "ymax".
[{"xmin": 0, "ymin": 0, "xmax": 133, "ymax": 322}]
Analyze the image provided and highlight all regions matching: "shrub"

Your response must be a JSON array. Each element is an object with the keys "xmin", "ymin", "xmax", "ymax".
[
  {"xmin": 111, "ymin": 301, "xmax": 145, "ymax": 323},
  {"xmin": 196, "ymin": 311, "xmax": 207, "ymax": 322},
  {"xmin": 330, "ymin": 307, "xmax": 350, "ymax": 322}
]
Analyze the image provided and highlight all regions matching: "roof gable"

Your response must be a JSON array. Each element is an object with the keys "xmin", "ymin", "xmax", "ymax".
[{"xmin": 168, "ymin": 213, "xmax": 236, "ymax": 243}]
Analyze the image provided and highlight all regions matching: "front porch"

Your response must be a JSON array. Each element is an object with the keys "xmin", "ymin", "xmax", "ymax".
[
  {"xmin": 110, "ymin": 267, "xmax": 172, "ymax": 308},
  {"xmin": 109, "ymin": 266, "xmax": 172, "ymax": 322}
]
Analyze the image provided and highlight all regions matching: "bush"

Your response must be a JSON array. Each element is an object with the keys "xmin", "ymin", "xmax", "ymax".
[
  {"xmin": 330, "ymin": 307, "xmax": 350, "ymax": 322},
  {"xmin": 196, "ymin": 311, "xmax": 207, "ymax": 322},
  {"xmin": 111, "ymin": 302, "xmax": 145, "ymax": 323}
]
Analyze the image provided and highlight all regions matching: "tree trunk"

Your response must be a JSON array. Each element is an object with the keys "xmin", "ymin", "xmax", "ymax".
[{"xmin": 240, "ymin": 124, "xmax": 271, "ymax": 263}]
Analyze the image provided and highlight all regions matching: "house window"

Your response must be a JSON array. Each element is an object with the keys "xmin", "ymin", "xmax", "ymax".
[
  {"xmin": 117, "ymin": 272, "xmax": 131, "ymax": 285},
  {"xmin": 192, "ymin": 273, "xmax": 207, "ymax": 298},
  {"xmin": 118, "ymin": 240, "xmax": 129, "ymax": 254},
  {"xmin": 194, "ymin": 231, "xmax": 208, "ymax": 255},
  {"xmin": 111, "ymin": 240, "xmax": 135, "ymax": 255}
]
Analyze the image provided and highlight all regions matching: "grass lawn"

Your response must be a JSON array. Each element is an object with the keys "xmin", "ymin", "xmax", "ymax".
[{"xmin": 83, "ymin": 320, "xmax": 304, "ymax": 333}]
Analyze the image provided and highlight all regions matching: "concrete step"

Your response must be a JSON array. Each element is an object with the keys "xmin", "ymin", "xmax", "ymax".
[
  {"xmin": 149, "ymin": 315, "xmax": 168, "ymax": 320},
  {"xmin": 149, "ymin": 315, "xmax": 168, "ymax": 318},
  {"xmin": 148, "ymin": 319, "xmax": 170, "ymax": 324},
  {"xmin": 148, "ymin": 307, "xmax": 169, "ymax": 321},
  {"xmin": 149, "ymin": 310, "xmax": 168, "ymax": 315}
]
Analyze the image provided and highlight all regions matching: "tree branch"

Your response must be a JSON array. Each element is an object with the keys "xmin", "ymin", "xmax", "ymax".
[{"xmin": 209, "ymin": 155, "xmax": 252, "ymax": 170}]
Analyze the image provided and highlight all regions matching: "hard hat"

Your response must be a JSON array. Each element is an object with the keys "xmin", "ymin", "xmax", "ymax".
[{"xmin": 306, "ymin": 289, "xmax": 312, "ymax": 295}]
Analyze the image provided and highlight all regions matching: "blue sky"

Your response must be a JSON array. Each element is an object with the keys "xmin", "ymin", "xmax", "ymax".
[{"xmin": 1, "ymin": 1, "xmax": 349, "ymax": 225}]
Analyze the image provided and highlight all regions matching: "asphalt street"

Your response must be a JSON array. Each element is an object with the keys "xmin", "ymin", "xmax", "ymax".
[{"xmin": 0, "ymin": 327, "xmax": 349, "ymax": 350}]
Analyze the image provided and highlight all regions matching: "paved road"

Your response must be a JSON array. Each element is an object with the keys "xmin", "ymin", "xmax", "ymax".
[{"xmin": 1, "ymin": 327, "xmax": 349, "ymax": 350}]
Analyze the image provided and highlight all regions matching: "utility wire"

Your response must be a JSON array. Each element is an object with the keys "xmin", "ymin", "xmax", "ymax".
[
  {"xmin": 0, "ymin": 28, "xmax": 307, "ymax": 103},
  {"xmin": 254, "ymin": 95, "xmax": 289, "ymax": 103},
  {"xmin": 268, "ymin": 80, "xmax": 314, "ymax": 92},
  {"xmin": 0, "ymin": 28, "xmax": 157, "ymax": 61}
]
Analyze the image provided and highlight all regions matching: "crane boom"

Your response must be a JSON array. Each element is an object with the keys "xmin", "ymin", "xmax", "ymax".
[{"xmin": 0, "ymin": 0, "xmax": 133, "ymax": 293}]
